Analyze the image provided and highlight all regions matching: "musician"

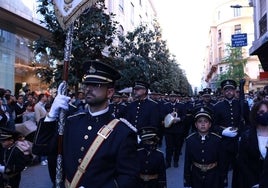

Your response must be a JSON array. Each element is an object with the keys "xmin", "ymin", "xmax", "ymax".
[
  {"xmin": 162, "ymin": 91, "xmax": 186, "ymax": 168},
  {"xmin": 109, "ymin": 92, "xmax": 127, "ymax": 118},
  {"xmin": 44, "ymin": 59, "xmax": 140, "ymax": 187},
  {"xmin": 0, "ymin": 127, "xmax": 30, "ymax": 188},
  {"xmin": 138, "ymin": 127, "xmax": 166, "ymax": 188},
  {"xmin": 125, "ymin": 81, "xmax": 160, "ymax": 131},
  {"xmin": 184, "ymin": 106, "xmax": 223, "ymax": 188},
  {"xmin": 213, "ymin": 79, "xmax": 250, "ymax": 187}
]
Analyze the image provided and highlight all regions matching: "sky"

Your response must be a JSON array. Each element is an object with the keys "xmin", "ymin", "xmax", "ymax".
[{"xmin": 154, "ymin": 1, "xmax": 216, "ymax": 89}]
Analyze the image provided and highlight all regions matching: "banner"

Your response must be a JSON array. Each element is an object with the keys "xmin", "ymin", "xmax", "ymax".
[{"xmin": 53, "ymin": 0, "xmax": 99, "ymax": 30}]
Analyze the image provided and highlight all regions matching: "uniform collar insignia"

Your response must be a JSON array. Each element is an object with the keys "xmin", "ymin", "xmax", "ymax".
[{"xmin": 89, "ymin": 65, "xmax": 96, "ymax": 73}]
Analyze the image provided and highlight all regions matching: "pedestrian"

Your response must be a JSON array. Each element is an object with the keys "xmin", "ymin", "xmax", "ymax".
[
  {"xmin": 0, "ymin": 127, "xmax": 30, "ymax": 188},
  {"xmin": 237, "ymin": 100, "xmax": 268, "ymax": 188},
  {"xmin": 213, "ymin": 79, "xmax": 250, "ymax": 187},
  {"xmin": 137, "ymin": 127, "xmax": 166, "ymax": 188},
  {"xmin": 34, "ymin": 93, "xmax": 48, "ymax": 166},
  {"xmin": 259, "ymin": 153, "xmax": 268, "ymax": 188},
  {"xmin": 184, "ymin": 106, "xmax": 223, "ymax": 188},
  {"xmin": 43, "ymin": 59, "xmax": 140, "ymax": 187}
]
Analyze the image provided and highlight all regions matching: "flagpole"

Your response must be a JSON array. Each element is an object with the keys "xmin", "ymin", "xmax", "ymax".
[{"xmin": 55, "ymin": 23, "xmax": 74, "ymax": 188}]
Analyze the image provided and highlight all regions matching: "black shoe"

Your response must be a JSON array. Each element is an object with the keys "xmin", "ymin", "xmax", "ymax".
[
  {"xmin": 165, "ymin": 162, "xmax": 171, "ymax": 169},
  {"xmin": 174, "ymin": 162, "xmax": 179, "ymax": 168}
]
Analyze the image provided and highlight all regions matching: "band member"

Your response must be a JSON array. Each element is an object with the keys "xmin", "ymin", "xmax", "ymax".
[
  {"xmin": 0, "ymin": 127, "xmax": 30, "ymax": 188},
  {"xmin": 109, "ymin": 92, "xmax": 127, "ymax": 118},
  {"xmin": 125, "ymin": 81, "xmax": 160, "ymax": 131},
  {"xmin": 213, "ymin": 79, "xmax": 250, "ymax": 187},
  {"xmin": 44, "ymin": 59, "xmax": 140, "ymax": 187},
  {"xmin": 138, "ymin": 127, "xmax": 166, "ymax": 188},
  {"xmin": 184, "ymin": 106, "xmax": 223, "ymax": 188},
  {"xmin": 163, "ymin": 91, "xmax": 186, "ymax": 168}
]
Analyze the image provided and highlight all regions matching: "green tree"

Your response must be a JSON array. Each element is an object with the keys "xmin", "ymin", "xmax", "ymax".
[
  {"xmin": 216, "ymin": 44, "xmax": 247, "ymax": 87},
  {"xmin": 115, "ymin": 22, "xmax": 192, "ymax": 95},
  {"xmin": 31, "ymin": 0, "xmax": 118, "ymax": 90},
  {"xmin": 31, "ymin": 0, "xmax": 192, "ymax": 95}
]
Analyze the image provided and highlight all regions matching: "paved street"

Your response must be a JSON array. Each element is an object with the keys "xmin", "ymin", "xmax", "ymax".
[{"xmin": 20, "ymin": 143, "xmax": 232, "ymax": 188}]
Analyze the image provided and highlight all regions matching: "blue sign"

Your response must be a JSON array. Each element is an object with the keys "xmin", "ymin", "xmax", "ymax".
[{"xmin": 231, "ymin": 33, "xmax": 247, "ymax": 47}]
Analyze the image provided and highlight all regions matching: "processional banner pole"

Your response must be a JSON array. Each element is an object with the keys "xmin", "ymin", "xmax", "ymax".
[{"xmin": 52, "ymin": 0, "xmax": 99, "ymax": 187}]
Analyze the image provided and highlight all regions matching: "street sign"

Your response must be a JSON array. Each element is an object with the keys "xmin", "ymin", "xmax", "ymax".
[{"xmin": 231, "ymin": 33, "xmax": 247, "ymax": 47}]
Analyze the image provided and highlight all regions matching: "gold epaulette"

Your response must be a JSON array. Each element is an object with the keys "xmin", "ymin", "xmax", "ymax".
[
  {"xmin": 67, "ymin": 112, "xmax": 86, "ymax": 119},
  {"xmin": 186, "ymin": 132, "xmax": 197, "ymax": 140},
  {"xmin": 211, "ymin": 132, "xmax": 222, "ymax": 138}
]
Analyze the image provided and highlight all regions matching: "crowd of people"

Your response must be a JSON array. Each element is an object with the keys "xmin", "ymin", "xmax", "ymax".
[{"xmin": 0, "ymin": 59, "xmax": 267, "ymax": 188}]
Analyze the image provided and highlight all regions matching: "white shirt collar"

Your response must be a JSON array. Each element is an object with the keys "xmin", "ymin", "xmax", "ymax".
[{"xmin": 88, "ymin": 107, "xmax": 109, "ymax": 116}]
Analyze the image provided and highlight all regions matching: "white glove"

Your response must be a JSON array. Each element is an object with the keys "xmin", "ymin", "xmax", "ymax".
[
  {"xmin": 48, "ymin": 83, "xmax": 70, "ymax": 119},
  {"xmin": 252, "ymin": 184, "xmax": 259, "ymax": 188},
  {"xmin": 222, "ymin": 127, "xmax": 238, "ymax": 137},
  {"xmin": 0, "ymin": 165, "xmax": 5, "ymax": 173}
]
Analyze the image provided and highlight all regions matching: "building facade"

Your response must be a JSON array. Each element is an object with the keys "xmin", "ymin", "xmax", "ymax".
[
  {"xmin": 0, "ymin": 0, "xmax": 156, "ymax": 95},
  {"xmin": 203, "ymin": 0, "xmax": 262, "ymax": 93},
  {"xmin": 249, "ymin": 0, "xmax": 268, "ymax": 85}
]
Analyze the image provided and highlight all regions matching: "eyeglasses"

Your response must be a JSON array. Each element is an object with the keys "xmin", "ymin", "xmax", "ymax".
[{"xmin": 82, "ymin": 83, "xmax": 104, "ymax": 91}]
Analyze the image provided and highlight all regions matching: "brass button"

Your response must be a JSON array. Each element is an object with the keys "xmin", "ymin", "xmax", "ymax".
[
  {"xmin": 84, "ymin": 135, "xmax": 88, "ymax": 140},
  {"xmin": 202, "ymin": 150, "xmax": 204, "ymax": 153},
  {"xmin": 78, "ymin": 158, "xmax": 82, "ymax": 163},
  {"xmin": 81, "ymin": 147, "xmax": 85, "ymax": 151},
  {"xmin": 88, "ymin": 126, "xmax": 92, "ymax": 130}
]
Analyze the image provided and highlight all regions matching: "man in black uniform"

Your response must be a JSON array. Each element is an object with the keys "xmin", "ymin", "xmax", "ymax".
[
  {"xmin": 109, "ymin": 92, "xmax": 127, "ymax": 118},
  {"xmin": 162, "ymin": 92, "xmax": 186, "ymax": 168},
  {"xmin": 213, "ymin": 79, "xmax": 250, "ymax": 187},
  {"xmin": 125, "ymin": 81, "xmax": 160, "ymax": 131},
  {"xmin": 44, "ymin": 59, "xmax": 140, "ymax": 188}
]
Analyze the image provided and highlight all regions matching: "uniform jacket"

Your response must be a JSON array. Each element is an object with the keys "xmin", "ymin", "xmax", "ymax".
[
  {"xmin": 213, "ymin": 98, "xmax": 250, "ymax": 135},
  {"xmin": 184, "ymin": 132, "xmax": 223, "ymax": 188},
  {"xmin": 0, "ymin": 144, "xmax": 29, "ymax": 188},
  {"xmin": 162, "ymin": 102, "xmax": 186, "ymax": 134},
  {"xmin": 109, "ymin": 102, "xmax": 127, "ymax": 119},
  {"xmin": 137, "ymin": 147, "xmax": 166, "ymax": 188},
  {"xmin": 125, "ymin": 98, "xmax": 160, "ymax": 131},
  {"xmin": 63, "ymin": 109, "xmax": 140, "ymax": 188}
]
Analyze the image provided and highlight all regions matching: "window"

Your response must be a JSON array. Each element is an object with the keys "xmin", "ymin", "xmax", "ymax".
[
  {"xmin": 219, "ymin": 67, "xmax": 223, "ymax": 73},
  {"xmin": 233, "ymin": 8, "xmax": 241, "ymax": 17},
  {"xmin": 218, "ymin": 29, "xmax": 222, "ymax": 41},
  {"xmin": 218, "ymin": 47, "xmax": 222, "ymax": 60},
  {"xmin": 234, "ymin": 24, "xmax": 241, "ymax": 34}
]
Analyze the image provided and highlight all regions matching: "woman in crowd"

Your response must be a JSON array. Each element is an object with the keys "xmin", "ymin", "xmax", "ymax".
[{"xmin": 238, "ymin": 100, "xmax": 268, "ymax": 188}]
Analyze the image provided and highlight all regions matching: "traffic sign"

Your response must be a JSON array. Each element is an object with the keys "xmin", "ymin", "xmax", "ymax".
[{"xmin": 231, "ymin": 33, "xmax": 247, "ymax": 47}]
